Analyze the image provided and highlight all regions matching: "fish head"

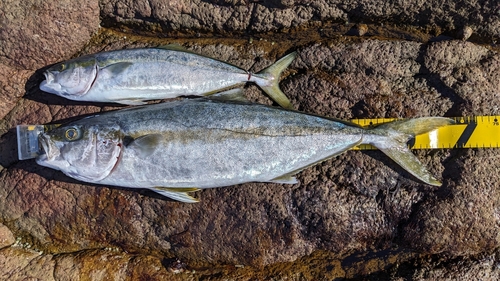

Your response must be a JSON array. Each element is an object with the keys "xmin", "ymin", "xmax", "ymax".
[
  {"xmin": 39, "ymin": 56, "xmax": 98, "ymax": 98},
  {"xmin": 36, "ymin": 122, "xmax": 123, "ymax": 182}
]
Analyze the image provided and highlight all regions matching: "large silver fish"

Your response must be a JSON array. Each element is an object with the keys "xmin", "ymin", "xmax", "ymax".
[
  {"xmin": 35, "ymin": 98, "xmax": 453, "ymax": 202},
  {"xmin": 39, "ymin": 46, "xmax": 296, "ymax": 109}
]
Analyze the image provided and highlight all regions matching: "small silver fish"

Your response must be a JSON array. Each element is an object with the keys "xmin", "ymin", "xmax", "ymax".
[
  {"xmin": 35, "ymin": 98, "xmax": 454, "ymax": 203},
  {"xmin": 39, "ymin": 46, "xmax": 296, "ymax": 109}
]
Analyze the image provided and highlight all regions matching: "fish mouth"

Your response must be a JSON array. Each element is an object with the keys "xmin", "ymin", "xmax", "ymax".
[
  {"xmin": 37, "ymin": 134, "xmax": 52, "ymax": 161},
  {"xmin": 36, "ymin": 152, "xmax": 48, "ymax": 163},
  {"xmin": 39, "ymin": 71, "xmax": 61, "ymax": 94},
  {"xmin": 35, "ymin": 134, "xmax": 65, "ymax": 171},
  {"xmin": 44, "ymin": 71, "xmax": 54, "ymax": 83}
]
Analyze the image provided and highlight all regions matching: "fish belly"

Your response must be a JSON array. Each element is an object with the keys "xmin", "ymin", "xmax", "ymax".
[
  {"xmin": 102, "ymin": 133, "xmax": 361, "ymax": 188},
  {"xmin": 95, "ymin": 100, "xmax": 364, "ymax": 188}
]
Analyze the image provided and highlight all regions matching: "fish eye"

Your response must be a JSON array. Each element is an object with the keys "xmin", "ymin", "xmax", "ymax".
[
  {"xmin": 57, "ymin": 63, "xmax": 66, "ymax": 72},
  {"xmin": 64, "ymin": 127, "xmax": 80, "ymax": 141}
]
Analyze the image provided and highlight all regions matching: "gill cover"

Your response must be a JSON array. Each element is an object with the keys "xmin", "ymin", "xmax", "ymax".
[
  {"xmin": 37, "ymin": 124, "xmax": 122, "ymax": 182},
  {"xmin": 40, "ymin": 56, "xmax": 98, "ymax": 97}
]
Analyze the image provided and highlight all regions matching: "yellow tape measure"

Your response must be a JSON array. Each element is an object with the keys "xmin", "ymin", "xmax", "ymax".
[{"xmin": 351, "ymin": 116, "xmax": 500, "ymax": 150}]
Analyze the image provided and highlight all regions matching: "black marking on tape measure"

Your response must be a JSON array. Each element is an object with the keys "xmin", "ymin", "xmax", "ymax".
[{"xmin": 455, "ymin": 117, "xmax": 477, "ymax": 148}]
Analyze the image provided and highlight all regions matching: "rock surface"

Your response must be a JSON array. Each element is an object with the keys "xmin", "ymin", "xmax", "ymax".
[
  {"xmin": 0, "ymin": 223, "xmax": 15, "ymax": 249},
  {"xmin": 0, "ymin": 0, "xmax": 100, "ymax": 119},
  {"xmin": 100, "ymin": 0, "xmax": 500, "ymax": 41},
  {"xmin": 1, "ymin": 0, "xmax": 500, "ymax": 279}
]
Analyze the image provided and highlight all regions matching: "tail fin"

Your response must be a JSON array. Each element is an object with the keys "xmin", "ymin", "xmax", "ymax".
[
  {"xmin": 254, "ymin": 52, "xmax": 296, "ymax": 109},
  {"xmin": 368, "ymin": 117, "xmax": 454, "ymax": 186}
]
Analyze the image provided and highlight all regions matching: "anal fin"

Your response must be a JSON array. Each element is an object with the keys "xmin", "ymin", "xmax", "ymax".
[
  {"xmin": 150, "ymin": 187, "xmax": 200, "ymax": 203},
  {"xmin": 269, "ymin": 175, "xmax": 298, "ymax": 184},
  {"xmin": 207, "ymin": 88, "xmax": 248, "ymax": 102},
  {"xmin": 114, "ymin": 99, "xmax": 147, "ymax": 105}
]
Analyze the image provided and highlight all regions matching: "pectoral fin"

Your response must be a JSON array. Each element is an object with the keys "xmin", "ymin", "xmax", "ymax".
[
  {"xmin": 103, "ymin": 62, "xmax": 133, "ymax": 75},
  {"xmin": 151, "ymin": 187, "xmax": 200, "ymax": 203},
  {"xmin": 126, "ymin": 134, "xmax": 162, "ymax": 157}
]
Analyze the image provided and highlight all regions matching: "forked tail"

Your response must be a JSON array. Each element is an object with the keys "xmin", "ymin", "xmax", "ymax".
[
  {"xmin": 366, "ymin": 117, "xmax": 455, "ymax": 186},
  {"xmin": 254, "ymin": 52, "xmax": 296, "ymax": 109}
]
